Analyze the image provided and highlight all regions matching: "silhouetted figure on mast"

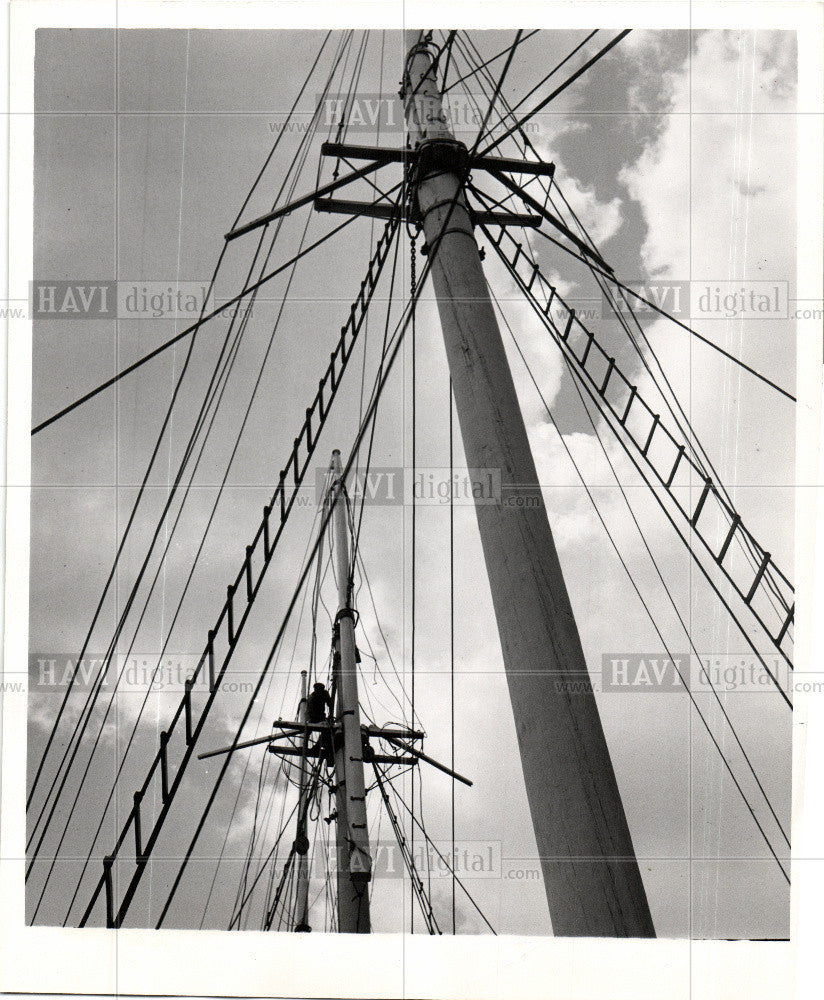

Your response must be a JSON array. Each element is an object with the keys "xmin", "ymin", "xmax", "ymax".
[{"xmin": 307, "ymin": 681, "xmax": 335, "ymax": 766}]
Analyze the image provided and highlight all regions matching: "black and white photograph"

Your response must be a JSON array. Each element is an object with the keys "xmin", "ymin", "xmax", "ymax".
[{"xmin": 1, "ymin": 3, "xmax": 823, "ymax": 999}]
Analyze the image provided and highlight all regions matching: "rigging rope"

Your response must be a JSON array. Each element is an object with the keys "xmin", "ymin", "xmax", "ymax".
[
  {"xmin": 381, "ymin": 765, "xmax": 498, "ymax": 934},
  {"xmin": 351, "ymin": 226, "xmax": 402, "ymax": 564},
  {"xmin": 228, "ymin": 527, "xmax": 328, "ymax": 929},
  {"xmin": 355, "ymin": 546, "xmax": 419, "ymax": 724},
  {"xmin": 479, "ymin": 30, "xmax": 631, "ymax": 156},
  {"xmin": 229, "ymin": 760, "xmax": 323, "ymax": 930},
  {"xmin": 449, "ymin": 375, "xmax": 456, "ymax": 935},
  {"xmin": 55, "ymin": 317, "xmax": 254, "ymax": 921},
  {"xmin": 30, "ymin": 214, "xmax": 367, "ymax": 436},
  {"xmin": 443, "ymin": 30, "xmax": 540, "ymax": 95},
  {"xmin": 373, "ymin": 765, "xmax": 440, "ymax": 934},
  {"xmin": 30, "ymin": 31, "xmax": 342, "ymax": 439},
  {"xmin": 409, "ymin": 225, "xmax": 417, "ymax": 935},
  {"xmin": 522, "ymin": 219, "xmax": 795, "ymax": 402},
  {"xmin": 352, "ymin": 30, "xmax": 386, "ymax": 504}
]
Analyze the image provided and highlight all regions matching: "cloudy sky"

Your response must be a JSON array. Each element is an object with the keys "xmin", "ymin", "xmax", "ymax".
[{"xmin": 26, "ymin": 27, "xmax": 797, "ymax": 939}]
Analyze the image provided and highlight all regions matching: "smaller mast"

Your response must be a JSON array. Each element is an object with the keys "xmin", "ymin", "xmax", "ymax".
[
  {"xmin": 293, "ymin": 669, "xmax": 312, "ymax": 932},
  {"xmin": 328, "ymin": 450, "xmax": 372, "ymax": 932},
  {"xmin": 200, "ymin": 451, "xmax": 467, "ymax": 932}
]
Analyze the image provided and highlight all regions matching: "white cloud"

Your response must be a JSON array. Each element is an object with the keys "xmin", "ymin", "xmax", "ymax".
[
  {"xmin": 620, "ymin": 30, "xmax": 796, "ymax": 281},
  {"xmin": 617, "ymin": 28, "xmax": 796, "ymax": 522}
]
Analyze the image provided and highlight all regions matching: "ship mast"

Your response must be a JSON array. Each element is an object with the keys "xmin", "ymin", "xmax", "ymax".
[
  {"xmin": 402, "ymin": 30, "xmax": 654, "ymax": 936},
  {"xmin": 328, "ymin": 449, "xmax": 372, "ymax": 932}
]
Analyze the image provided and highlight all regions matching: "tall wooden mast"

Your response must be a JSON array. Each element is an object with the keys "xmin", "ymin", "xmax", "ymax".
[{"xmin": 402, "ymin": 30, "xmax": 654, "ymax": 937}]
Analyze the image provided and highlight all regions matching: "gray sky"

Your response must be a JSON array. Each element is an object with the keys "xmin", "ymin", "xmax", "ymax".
[{"xmin": 27, "ymin": 28, "xmax": 796, "ymax": 938}]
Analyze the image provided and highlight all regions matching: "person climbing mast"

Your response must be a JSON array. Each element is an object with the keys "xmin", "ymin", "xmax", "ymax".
[
  {"xmin": 307, "ymin": 681, "xmax": 335, "ymax": 767},
  {"xmin": 306, "ymin": 681, "xmax": 333, "ymax": 724}
]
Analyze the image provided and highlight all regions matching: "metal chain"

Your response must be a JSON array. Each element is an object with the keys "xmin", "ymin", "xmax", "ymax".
[{"xmin": 410, "ymin": 229, "xmax": 418, "ymax": 303}]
